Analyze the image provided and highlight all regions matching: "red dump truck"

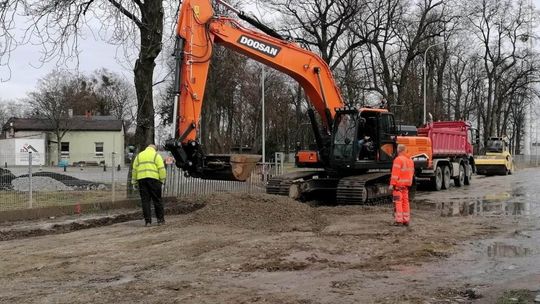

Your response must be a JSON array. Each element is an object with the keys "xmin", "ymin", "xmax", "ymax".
[{"xmin": 397, "ymin": 121, "xmax": 477, "ymax": 191}]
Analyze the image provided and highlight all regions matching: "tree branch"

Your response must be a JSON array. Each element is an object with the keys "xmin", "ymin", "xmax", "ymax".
[
  {"xmin": 132, "ymin": 0, "xmax": 144, "ymax": 10},
  {"xmin": 106, "ymin": 0, "xmax": 143, "ymax": 28}
]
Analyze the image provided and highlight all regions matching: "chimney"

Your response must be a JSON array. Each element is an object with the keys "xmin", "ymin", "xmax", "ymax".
[
  {"xmin": 85, "ymin": 111, "xmax": 92, "ymax": 120},
  {"xmin": 9, "ymin": 122, "xmax": 14, "ymax": 138},
  {"xmin": 68, "ymin": 109, "xmax": 73, "ymax": 118}
]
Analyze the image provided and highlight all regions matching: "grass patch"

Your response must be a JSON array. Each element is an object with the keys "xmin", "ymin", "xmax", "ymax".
[
  {"xmin": 0, "ymin": 189, "xmax": 130, "ymax": 211},
  {"xmin": 496, "ymin": 289, "xmax": 535, "ymax": 304}
]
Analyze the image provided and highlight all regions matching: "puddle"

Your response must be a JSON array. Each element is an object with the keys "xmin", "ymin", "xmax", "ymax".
[
  {"xmin": 418, "ymin": 169, "xmax": 540, "ymax": 218},
  {"xmin": 483, "ymin": 192, "xmax": 512, "ymax": 202},
  {"xmin": 430, "ymin": 189, "xmax": 536, "ymax": 217},
  {"xmin": 487, "ymin": 242, "xmax": 531, "ymax": 258},
  {"xmin": 434, "ymin": 200, "xmax": 531, "ymax": 217}
]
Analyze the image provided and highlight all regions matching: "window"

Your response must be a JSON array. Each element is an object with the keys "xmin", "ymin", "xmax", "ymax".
[
  {"xmin": 332, "ymin": 113, "xmax": 358, "ymax": 160},
  {"xmin": 379, "ymin": 113, "xmax": 395, "ymax": 140},
  {"xmin": 60, "ymin": 142, "xmax": 70, "ymax": 157},
  {"xmin": 95, "ymin": 142, "xmax": 104, "ymax": 157}
]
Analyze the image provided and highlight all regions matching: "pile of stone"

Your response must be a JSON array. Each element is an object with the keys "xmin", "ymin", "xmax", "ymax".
[
  {"xmin": 1, "ymin": 170, "xmax": 107, "ymax": 192},
  {"xmin": 180, "ymin": 193, "xmax": 324, "ymax": 232},
  {"xmin": 0, "ymin": 168, "xmax": 15, "ymax": 190},
  {"xmin": 17, "ymin": 172, "xmax": 107, "ymax": 191},
  {"xmin": 11, "ymin": 176, "xmax": 74, "ymax": 192}
]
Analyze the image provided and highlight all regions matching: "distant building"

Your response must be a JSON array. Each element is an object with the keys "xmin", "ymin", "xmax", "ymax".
[{"xmin": 0, "ymin": 115, "xmax": 124, "ymax": 166}]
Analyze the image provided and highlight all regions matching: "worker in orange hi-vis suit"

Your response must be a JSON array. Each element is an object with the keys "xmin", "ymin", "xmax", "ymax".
[{"xmin": 389, "ymin": 144, "xmax": 415, "ymax": 226}]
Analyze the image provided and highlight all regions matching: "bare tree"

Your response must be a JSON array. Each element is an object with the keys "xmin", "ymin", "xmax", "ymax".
[
  {"xmin": 467, "ymin": 0, "xmax": 532, "ymax": 140},
  {"xmin": 265, "ymin": 0, "xmax": 367, "ymax": 70},
  {"xmin": 0, "ymin": 100, "xmax": 21, "ymax": 127},
  {"xmin": 26, "ymin": 70, "xmax": 80, "ymax": 164},
  {"xmin": 90, "ymin": 69, "xmax": 137, "ymax": 134},
  {"xmin": 355, "ymin": 0, "xmax": 449, "ymax": 114},
  {"xmin": 0, "ymin": 1, "xmax": 171, "ymax": 150},
  {"xmin": 0, "ymin": 104, "xmax": 6, "ymax": 127}
]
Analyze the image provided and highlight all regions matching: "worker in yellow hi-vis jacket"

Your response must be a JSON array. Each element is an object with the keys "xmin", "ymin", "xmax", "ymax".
[{"xmin": 132, "ymin": 144, "xmax": 167, "ymax": 226}]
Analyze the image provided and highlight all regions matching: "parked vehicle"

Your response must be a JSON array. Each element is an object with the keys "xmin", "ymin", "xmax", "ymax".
[
  {"xmin": 398, "ymin": 120, "xmax": 477, "ymax": 190},
  {"xmin": 475, "ymin": 137, "xmax": 513, "ymax": 176}
]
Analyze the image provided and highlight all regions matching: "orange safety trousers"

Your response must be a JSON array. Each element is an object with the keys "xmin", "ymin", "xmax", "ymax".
[{"xmin": 393, "ymin": 187, "xmax": 410, "ymax": 224}]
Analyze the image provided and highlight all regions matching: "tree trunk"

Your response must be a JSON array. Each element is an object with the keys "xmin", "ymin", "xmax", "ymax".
[
  {"xmin": 128, "ymin": 2, "xmax": 163, "ymax": 199},
  {"xmin": 56, "ymin": 136, "xmax": 62, "ymax": 166},
  {"xmin": 133, "ymin": 1, "xmax": 164, "ymax": 150}
]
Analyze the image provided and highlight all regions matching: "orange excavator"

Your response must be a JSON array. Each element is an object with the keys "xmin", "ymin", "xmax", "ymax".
[{"xmin": 165, "ymin": 0, "xmax": 423, "ymax": 203}]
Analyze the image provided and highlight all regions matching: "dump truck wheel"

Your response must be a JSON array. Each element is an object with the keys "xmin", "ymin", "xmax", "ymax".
[
  {"xmin": 442, "ymin": 166, "xmax": 451, "ymax": 190},
  {"xmin": 431, "ymin": 166, "xmax": 443, "ymax": 191},
  {"xmin": 464, "ymin": 164, "xmax": 472, "ymax": 185},
  {"xmin": 454, "ymin": 164, "xmax": 465, "ymax": 187}
]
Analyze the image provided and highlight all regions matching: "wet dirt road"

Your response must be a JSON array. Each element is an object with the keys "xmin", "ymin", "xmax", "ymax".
[
  {"xmin": 414, "ymin": 168, "xmax": 540, "ymax": 303},
  {"xmin": 0, "ymin": 168, "xmax": 539, "ymax": 303}
]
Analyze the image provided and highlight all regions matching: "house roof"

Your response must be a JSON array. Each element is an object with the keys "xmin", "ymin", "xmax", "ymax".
[{"xmin": 2, "ymin": 116, "xmax": 123, "ymax": 132}]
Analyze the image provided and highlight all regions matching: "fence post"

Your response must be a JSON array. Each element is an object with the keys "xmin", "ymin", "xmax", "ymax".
[
  {"xmin": 28, "ymin": 151, "xmax": 33, "ymax": 209},
  {"xmin": 111, "ymin": 152, "xmax": 116, "ymax": 202},
  {"xmin": 261, "ymin": 161, "xmax": 266, "ymax": 182}
]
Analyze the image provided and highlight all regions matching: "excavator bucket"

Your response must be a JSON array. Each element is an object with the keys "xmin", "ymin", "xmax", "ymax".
[{"xmin": 201, "ymin": 154, "xmax": 261, "ymax": 181}]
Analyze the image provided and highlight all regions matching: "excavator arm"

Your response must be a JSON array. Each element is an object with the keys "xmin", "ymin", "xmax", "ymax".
[{"xmin": 165, "ymin": 0, "xmax": 345, "ymax": 181}]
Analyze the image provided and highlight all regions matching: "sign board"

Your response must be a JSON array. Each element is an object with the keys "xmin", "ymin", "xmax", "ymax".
[{"xmin": 15, "ymin": 139, "xmax": 45, "ymax": 165}]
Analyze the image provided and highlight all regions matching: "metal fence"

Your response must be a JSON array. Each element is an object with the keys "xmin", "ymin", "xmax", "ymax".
[
  {"xmin": 162, "ymin": 162, "xmax": 282, "ymax": 197},
  {"xmin": 513, "ymin": 155, "xmax": 540, "ymax": 168},
  {"xmin": 0, "ymin": 152, "xmax": 284, "ymax": 212}
]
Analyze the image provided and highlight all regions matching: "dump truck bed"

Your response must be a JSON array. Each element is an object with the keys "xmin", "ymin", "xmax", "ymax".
[{"xmin": 417, "ymin": 121, "xmax": 473, "ymax": 158}]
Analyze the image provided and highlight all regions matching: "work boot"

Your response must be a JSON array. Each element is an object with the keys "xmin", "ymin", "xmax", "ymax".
[
  {"xmin": 145, "ymin": 221, "xmax": 152, "ymax": 227},
  {"xmin": 157, "ymin": 219, "xmax": 165, "ymax": 226},
  {"xmin": 403, "ymin": 222, "xmax": 410, "ymax": 227}
]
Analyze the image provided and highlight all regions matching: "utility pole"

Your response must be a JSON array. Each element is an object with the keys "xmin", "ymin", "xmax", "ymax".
[
  {"xmin": 524, "ymin": 0, "xmax": 533, "ymax": 156},
  {"xmin": 261, "ymin": 66, "xmax": 266, "ymax": 179}
]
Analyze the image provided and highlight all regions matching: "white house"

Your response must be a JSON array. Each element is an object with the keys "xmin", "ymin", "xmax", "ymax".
[{"xmin": 1, "ymin": 115, "xmax": 125, "ymax": 166}]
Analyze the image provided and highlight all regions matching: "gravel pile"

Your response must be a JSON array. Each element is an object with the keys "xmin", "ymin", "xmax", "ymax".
[
  {"xmin": 11, "ymin": 176, "xmax": 73, "ymax": 192},
  {"xmin": 179, "ymin": 193, "xmax": 325, "ymax": 232},
  {"xmin": 0, "ymin": 168, "xmax": 15, "ymax": 190},
  {"xmin": 18, "ymin": 172, "xmax": 107, "ymax": 190}
]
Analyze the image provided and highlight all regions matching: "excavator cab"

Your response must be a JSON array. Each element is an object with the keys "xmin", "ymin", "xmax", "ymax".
[
  {"xmin": 331, "ymin": 109, "xmax": 360, "ymax": 164},
  {"xmin": 330, "ymin": 108, "xmax": 398, "ymax": 173}
]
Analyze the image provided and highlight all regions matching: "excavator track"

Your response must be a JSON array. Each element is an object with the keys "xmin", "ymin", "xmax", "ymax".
[
  {"xmin": 266, "ymin": 171, "xmax": 323, "ymax": 196},
  {"xmin": 336, "ymin": 172, "xmax": 391, "ymax": 204},
  {"xmin": 266, "ymin": 179, "xmax": 293, "ymax": 196}
]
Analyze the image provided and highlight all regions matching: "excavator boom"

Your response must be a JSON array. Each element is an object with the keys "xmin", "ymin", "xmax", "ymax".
[{"xmin": 166, "ymin": 0, "xmax": 345, "ymax": 181}]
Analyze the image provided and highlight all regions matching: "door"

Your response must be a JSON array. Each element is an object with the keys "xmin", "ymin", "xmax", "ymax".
[
  {"xmin": 331, "ymin": 113, "xmax": 358, "ymax": 165},
  {"xmin": 377, "ymin": 113, "xmax": 397, "ymax": 162}
]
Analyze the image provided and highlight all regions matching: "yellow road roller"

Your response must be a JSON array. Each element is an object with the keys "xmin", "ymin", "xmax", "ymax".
[{"xmin": 475, "ymin": 137, "xmax": 514, "ymax": 176}]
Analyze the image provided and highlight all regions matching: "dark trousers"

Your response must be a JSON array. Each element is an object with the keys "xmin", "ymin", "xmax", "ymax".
[{"xmin": 138, "ymin": 178, "xmax": 164, "ymax": 223}]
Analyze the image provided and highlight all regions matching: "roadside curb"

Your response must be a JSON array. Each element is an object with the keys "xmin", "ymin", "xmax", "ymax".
[{"xmin": 0, "ymin": 201, "xmax": 204, "ymax": 241}]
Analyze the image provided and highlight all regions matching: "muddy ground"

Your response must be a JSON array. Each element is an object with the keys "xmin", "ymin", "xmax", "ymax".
[{"xmin": 0, "ymin": 169, "xmax": 539, "ymax": 303}]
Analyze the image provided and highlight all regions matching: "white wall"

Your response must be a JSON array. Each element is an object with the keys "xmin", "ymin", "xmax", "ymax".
[
  {"xmin": 48, "ymin": 130, "xmax": 125, "ymax": 166},
  {"xmin": 0, "ymin": 138, "xmax": 45, "ymax": 166},
  {"xmin": 10, "ymin": 131, "xmax": 47, "ymax": 140},
  {"xmin": 0, "ymin": 139, "xmax": 15, "ymax": 166}
]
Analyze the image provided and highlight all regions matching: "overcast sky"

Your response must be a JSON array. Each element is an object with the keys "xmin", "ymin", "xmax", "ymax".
[{"xmin": 1, "ymin": 0, "xmax": 539, "ymax": 102}]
